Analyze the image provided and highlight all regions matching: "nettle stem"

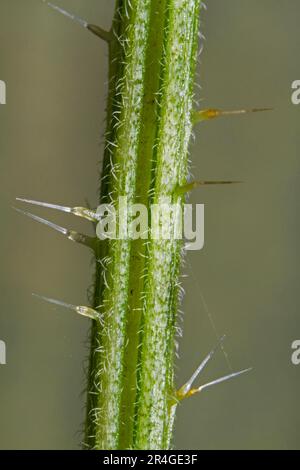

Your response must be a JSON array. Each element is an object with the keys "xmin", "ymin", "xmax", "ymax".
[
  {"xmin": 15, "ymin": 0, "xmax": 258, "ymax": 451},
  {"xmin": 85, "ymin": 0, "xmax": 202, "ymax": 450}
]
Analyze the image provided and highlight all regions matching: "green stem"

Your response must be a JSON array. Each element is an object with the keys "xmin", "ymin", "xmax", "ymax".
[
  {"xmin": 85, "ymin": 0, "xmax": 202, "ymax": 450},
  {"xmin": 134, "ymin": 1, "xmax": 201, "ymax": 449},
  {"xmin": 119, "ymin": 0, "xmax": 168, "ymax": 449},
  {"xmin": 84, "ymin": 1, "xmax": 126, "ymax": 449}
]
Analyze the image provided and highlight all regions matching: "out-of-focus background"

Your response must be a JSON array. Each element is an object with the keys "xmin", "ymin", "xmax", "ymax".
[{"xmin": 0, "ymin": 0, "xmax": 299, "ymax": 450}]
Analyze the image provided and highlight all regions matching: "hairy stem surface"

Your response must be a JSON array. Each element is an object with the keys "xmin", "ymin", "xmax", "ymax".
[{"xmin": 85, "ymin": 0, "xmax": 202, "ymax": 450}]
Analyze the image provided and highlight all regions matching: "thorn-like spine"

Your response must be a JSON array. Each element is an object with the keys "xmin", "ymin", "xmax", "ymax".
[
  {"xmin": 33, "ymin": 293, "xmax": 101, "ymax": 321},
  {"xmin": 42, "ymin": 1, "xmax": 111, "ymax": 43},
  {"xmin": 187, "ymin": 368, "xmax": 253, "ymax": 397},
  {"xmin": 176, "ymin": 180, "xmax": 242, "ymax": 195},
  {"xmin": 43, "ymin": 1, "xmax": 88, "ymax": 27},
  {"xmin": 87, "ymin": 25, "xmax": 113, "ymax": 43},
  {"xmin": 14, "ymin": 207, "xmax": 97, "ymax": 250},
  {"xmin": 177, "ymin": 335, "xmax": 226, "ymax": 400},
  {"xmin": 16, "ymin": 197, "xmax": 99, "ymax": 222},
  {"xmin": 176, "ymin": 336, "xmax": 252, "ymax": 401},
  {"xmin": 193, "ymin": 107, "xmax": 273, "ymax": 124}
]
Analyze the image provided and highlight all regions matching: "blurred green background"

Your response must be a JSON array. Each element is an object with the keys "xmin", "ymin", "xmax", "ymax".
[{"xmin": 0, "ymin": 0, "xmax": 299, "ymax": 450}]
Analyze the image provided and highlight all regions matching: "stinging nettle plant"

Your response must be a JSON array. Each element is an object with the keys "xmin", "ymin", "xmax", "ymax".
[{"xmin": 16, "ymin": 0, "xmax": 270, "ymax": 450}]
